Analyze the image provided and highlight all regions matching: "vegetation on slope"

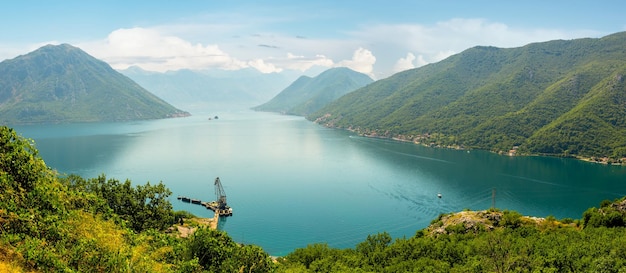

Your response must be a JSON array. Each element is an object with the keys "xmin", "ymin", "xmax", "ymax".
[
  {"xmin": 0, "ymin": 44, "xmax": 189, "ymax": 125},
  {"xmin": 2, "ymin": 125, "xmax": 626, "ymax": 272},
  {"xmin": 0, "ymin": 126, "xmax": 272, "ymax": 272},
  {"xmin": 309, "ymin": 32, "xmax": 626, "ymax": 163},
  {"xmin": 277, "ymin": 203, "xmax": 626, "ymax": 273},
  {"xmin": 253, "ymin": 67, "xmax": 373, "ymax": 116}
]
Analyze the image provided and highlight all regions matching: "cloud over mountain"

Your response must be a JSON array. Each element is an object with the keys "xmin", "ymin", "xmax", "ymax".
[
  {"xmin": 80, "ymin": 27, "xmax": 379, "ymax": 77},
  {"xmin": 81, "ymin": 27, "xmax": 247, "ymax": 72},
  {"xmin": 69, "ymin": 18, "xmax": 605, "ymax": 78}
]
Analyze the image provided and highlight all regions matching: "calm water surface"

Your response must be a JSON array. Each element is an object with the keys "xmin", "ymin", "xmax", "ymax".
[{"xmin": 13, "ymin": 111, "xmax": 626, "ymax": 256}]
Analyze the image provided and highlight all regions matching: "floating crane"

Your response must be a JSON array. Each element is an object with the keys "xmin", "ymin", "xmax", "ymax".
[
  {"xmin": 214, "ymin": 177, "xmax": 227, "ymax": 210},
  {"xmin": 176, "ymin": 176, "xmax": 232, "ymax": 216},
  {"xmin": 208, "ymin": 177, "xmax": 232, "ymax": 216}
]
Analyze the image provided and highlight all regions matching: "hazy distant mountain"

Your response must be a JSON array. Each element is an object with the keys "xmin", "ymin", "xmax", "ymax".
[
  {"xmin": 0, "ymin": 44, "xmax": 189, "ymax": 124},
  {"xmin": 310, "ymin": 32, "xmax": 626, "ymax": 162},
  {"xmin": 253, "ymin": 67, "xmax": 373, "ymax": 116},
  {"xmin": 119, "ymin": 66, "xmax": 311, "ymax": 112}
]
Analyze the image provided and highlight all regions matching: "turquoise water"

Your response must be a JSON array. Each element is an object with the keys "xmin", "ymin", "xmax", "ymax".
[{"xmin": 12, "ymin": 111, "xmax": 626, "ymax": 256}]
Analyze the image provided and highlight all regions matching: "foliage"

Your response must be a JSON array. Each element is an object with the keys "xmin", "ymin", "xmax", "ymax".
[
  {"xmin": 277, "ymin": 204, "xmax": 626, "ymax": 272},
  {"xmin": 4, "ymin": 125, "xmax": 626, "ymax": 272},
  {"xmin": 582, "ymin": 197, "xmax": 626, "ymax": 228},
  {"xmin": 0, "ymin": 126, "xmax": 273, "ymax": 272},
  {"xmin": 0, "ymin": 44, "xmax": 189, "ymax": 125},
  {"xmin": 309, "ymin": 32, "xmax": 626, "ymax": 161},
  {"xmin": 278, "ymin": 198, "xmax": 626, "ymax": 273},
  {"xmin": 189, "ymin": 228, "xmax": 275, "ymax": 273},
  {"xmin": 61, "ymin": 173, "xmax": 175, "ymax": 232},
  {"xmin": 254, "ymin": 67, "xmax": 373, "ymax": 116}
]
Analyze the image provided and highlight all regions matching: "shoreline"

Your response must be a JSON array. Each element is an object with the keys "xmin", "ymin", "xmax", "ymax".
[{"xmin": 347, "ymin": 129, "xmax": 626, "ymax": 166}]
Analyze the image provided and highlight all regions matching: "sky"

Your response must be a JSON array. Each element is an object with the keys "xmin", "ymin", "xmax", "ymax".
[{"xmin": 1, "ymin": 0, "xmax": 625, "ymax": 79}]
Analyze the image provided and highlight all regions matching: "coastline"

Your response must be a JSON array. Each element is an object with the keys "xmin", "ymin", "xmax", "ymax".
[{"xmin": 341, "ymin": 126, "xmax": 626, "ymax": 166}]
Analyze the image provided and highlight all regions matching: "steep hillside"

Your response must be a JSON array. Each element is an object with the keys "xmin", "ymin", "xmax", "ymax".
[
  {"xmin": 0, "ymin": 44, "xmax": 189, "ymax": 124},
  {"xmin": 253, "ymin": 67, "xmax": 373, "ymax": 115},
  {"xmin": 0, "ymin": 126, "xmax": 273, "ymax": 272},
  {"xmin": 310, "ymin": 32, "xmax": 626, "ymax": 162}
]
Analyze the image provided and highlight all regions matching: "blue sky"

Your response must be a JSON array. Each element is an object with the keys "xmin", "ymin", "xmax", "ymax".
[{"xmin": 2, "ymin": 0, "xmax": 625, "ymax": 79}]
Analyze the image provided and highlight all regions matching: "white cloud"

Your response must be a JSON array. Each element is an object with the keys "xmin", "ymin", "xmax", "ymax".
[
  {"xmin": 415, "ymin": 54, "xmax": 428, "ymax": 68},
  {"xmin": 393, "ymin": 52, "xmax": 438, "ymax": 73},
  {"xmin": 80, "ymin": 27, "xmax": 247, "ymax": 72},
  {"xmin": 63, "ymin": 18, "xmax": 603, "ymax": 78},
  {"xmin": 247, "ymin": 58, "xmax": 282, "ymax": 73},
  {"xmin": 393, "ymin": 52, "xmax": 416, "ymax": 73},
  {"xmin": 281, "ymin": 53, "xmax": 334, "ymax": 71},
  {"xmin": 337, "ymin": 47, "xmax": 376, "ymax": 78},
  {"xmin": 77, "ymin": 26, "xmax": 350, "ymax": 74},
  {"xmin": 349, "ymin": 18, "xmax": 601, "ymax": 78}
]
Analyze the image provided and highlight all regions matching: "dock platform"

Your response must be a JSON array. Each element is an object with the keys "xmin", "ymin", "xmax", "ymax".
[{"xmin": 177, "ymin": 196, "xmax": 233, "ymax": 216}]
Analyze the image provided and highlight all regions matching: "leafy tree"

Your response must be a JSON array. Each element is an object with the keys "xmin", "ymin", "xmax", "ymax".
[
  {"xmin": 188, "ymin": 227, "xmax": 236, "ymax": 272},
  {"xmin": 356, "ymin": 232, "xmax": 392, "ymax": 270},
  {"xmin": 227, "ymin": 244, "xmax": 276, "ymax": 273},
  {"xmin": 1, "ymin": 128, "xmax": 277, "ymax": 272},
  {"xmin": 64, "ymin": 174, "xmax": 175, "ymax": 232},
  {"xmin": 0, "ymin": 126, "xmax": 66, "ymax": 237},
  {"xmin": 499, "ymin": 210, "xmax": 523, "ymax": 228},
  {"xmin": 284, "ymin": 243, "xmax": 334, "ymax": 269},
  {"xmin": 8, "ymin": 125, "xmax": 626, "ymax": 272}
]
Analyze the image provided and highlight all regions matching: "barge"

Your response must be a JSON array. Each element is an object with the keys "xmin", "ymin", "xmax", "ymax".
[{"xmin": 176, "ymin": 177, "xmax": 233, "ymax": 217}]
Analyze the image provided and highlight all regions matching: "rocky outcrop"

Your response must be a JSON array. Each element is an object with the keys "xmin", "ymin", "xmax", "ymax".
[{"xmin": 427, "ymin": 210, "xmax": 550, "ymax": 236}]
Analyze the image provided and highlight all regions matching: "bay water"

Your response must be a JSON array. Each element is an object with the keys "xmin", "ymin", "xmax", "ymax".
[{"xmin": 12, "ymin": 111, "xmax": 626, "ymax": 256}]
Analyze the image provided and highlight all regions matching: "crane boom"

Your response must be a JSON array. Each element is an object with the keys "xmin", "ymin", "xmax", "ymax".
[{"xmin": 214, "ymin": 177, "xmax": 227, "ymax": 209}]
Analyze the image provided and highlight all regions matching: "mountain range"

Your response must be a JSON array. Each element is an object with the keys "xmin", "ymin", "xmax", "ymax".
[
  {"xmin": 253, "ymin": 67, "xmax": 373, "ymax": 115},
  {"xmin": 309, "ymin": 32, "xmax": 626, "ymax": 162},
  {"xmin": 0, "ymin": 44, "xmax": 189, "ymax": 124},
  {"xmin": 3, "ymin": 32, "xmax": 625, "ymax": 162},
  {"xmin": 119, "ymin": 66, "xmax": 318, "ymax": 112}
]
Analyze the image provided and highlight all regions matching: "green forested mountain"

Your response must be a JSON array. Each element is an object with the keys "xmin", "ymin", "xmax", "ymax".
[
  {"xmin": 0, "ymin": 44, "xmax": 189, "ymax": 124},
  {"xmin": 253, "ymin": 67, "xmax": 373, "ymax": 116},
  {"xmin": 309, "ymin": 32, "xmax": 626, "ymax": 162}
]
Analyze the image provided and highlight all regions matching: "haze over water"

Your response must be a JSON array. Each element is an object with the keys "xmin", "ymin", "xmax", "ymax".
[{"xmin": 13, "ymin": 111, "xmax": 626, "ymax": 256}]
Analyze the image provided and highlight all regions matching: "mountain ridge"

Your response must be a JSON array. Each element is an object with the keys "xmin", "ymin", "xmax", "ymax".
[
  {"xmin": 253, "ymin": 67, "xmax": 373, "ymax": 115},
  {"xmin": 0, "ymin": 44, "xmax": 189, "ymax": 124},
  {"xmin": 309, "ymin": 32, "xmax": 626, "ymax": 163},
  {"xmin": 119, "ymin": 66, "xmax": 310, "ymax": 111}
]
